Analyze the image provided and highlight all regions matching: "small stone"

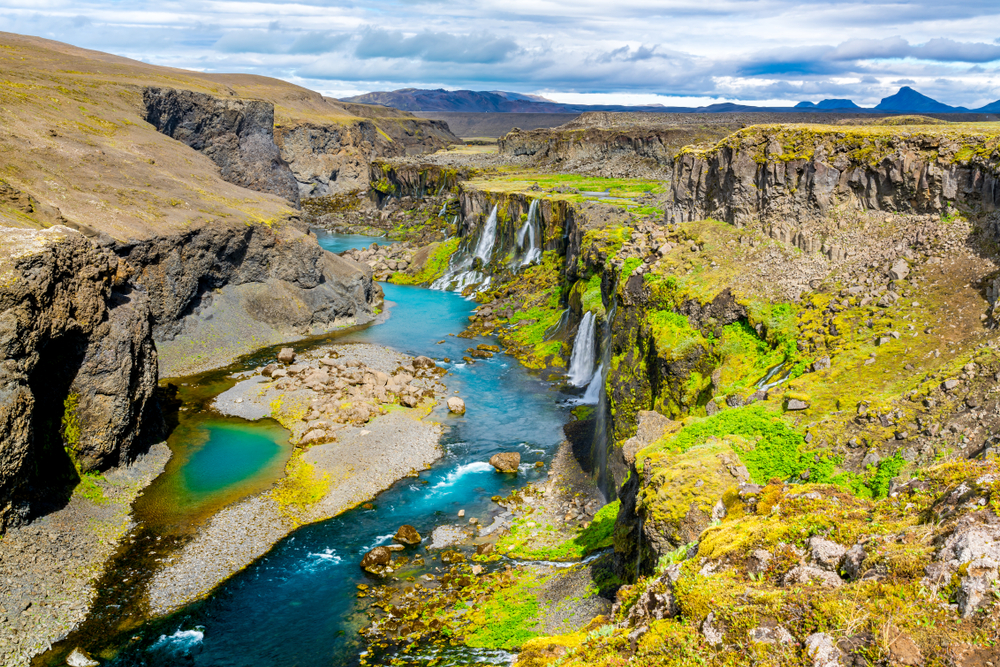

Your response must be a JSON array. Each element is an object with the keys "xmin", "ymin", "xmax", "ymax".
[
  {"xmin": 889, "ymin": 260, "xmax": 910, "ymax": 281},
  {"xmin": 277, "ymin": 347, "xmax": 296, "ymax": 364},
  {"xmin": 447, "ymin": 397, "xmax": 466, "ymax": 414},
  {"xmin": 458, "ymin": 509, "xmax": 466, "ymax": 517},
  {"xmin": 393, "ymin": 525, "xmax": 422, "ymax": 546},
  {"xmin": 786, "ymin": 399, "xmax": 809, "ymax": 411},
  {"xmin": 943, "ymin": 378, "xmax": 959, "ymax": 391},
  {"xmin": 66, "ymin": 648, "xmax": 99, "ymax": 667},
  {"xmin": 360, "ymin": 546, "xmax": 392, "ymax": 573}
]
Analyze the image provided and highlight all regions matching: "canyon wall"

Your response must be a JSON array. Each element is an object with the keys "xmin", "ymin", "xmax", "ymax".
[
  {"xmin": 143, "ymin": 87, "xmax": 302, "ymax": 207},
  {"xmin": 0, "ymin": 227, "xmax": 160, "ymax": 532},
  {"xmin": 669, "ymin": 125, "xmax": 1000, "ymax": 257}
]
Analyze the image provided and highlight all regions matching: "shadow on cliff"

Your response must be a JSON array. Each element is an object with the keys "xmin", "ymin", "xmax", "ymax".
[{"xmin": 25, "ymin": 332, "xmax": 89, "ymax": 518}]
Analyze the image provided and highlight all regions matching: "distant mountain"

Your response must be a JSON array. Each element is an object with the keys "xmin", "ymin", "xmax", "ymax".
[
  {"xmin": 875, "ymin": 86, "xmax": 965, "ymax": 113},
  {"xmin": 341, "ymin": 88, "xmax": 578, "ymax": 113},
  {"xmin": 796, "ymin": 99, "xmax": 861, "ymax": 110},
  {"xmin": 344, "ymin": 87, "xmax": 990, "ymax": 115}
]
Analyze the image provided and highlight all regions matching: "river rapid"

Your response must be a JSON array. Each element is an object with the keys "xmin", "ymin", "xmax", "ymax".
[{"xmin": 41, "ymin": 234, "xmax": 582, "ymax": 667}]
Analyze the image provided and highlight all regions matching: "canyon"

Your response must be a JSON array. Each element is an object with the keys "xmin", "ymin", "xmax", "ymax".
[{"xmin": 1, "ymin": 31, "xmax": 999, "ymax": 667}]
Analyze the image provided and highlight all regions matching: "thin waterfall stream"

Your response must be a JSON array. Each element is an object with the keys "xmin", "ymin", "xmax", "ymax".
[{"xmin": 567, "ymin": 311, "xmax": 597, "ymax": 387}]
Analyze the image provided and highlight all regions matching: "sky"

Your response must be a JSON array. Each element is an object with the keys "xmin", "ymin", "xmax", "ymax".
[{"xmin": 1, "ymin": 0, "xmax": 999, "ymax": 108}]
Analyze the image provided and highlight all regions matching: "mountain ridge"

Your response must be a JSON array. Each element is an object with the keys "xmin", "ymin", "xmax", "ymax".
[{"xmin": 344, "ymin": 86, "xmax": 1000, "ymax": 115}]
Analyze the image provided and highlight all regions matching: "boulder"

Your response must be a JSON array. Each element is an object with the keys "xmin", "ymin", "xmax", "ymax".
[
  {"xmin": 394, "ymin": 525, "xmax": 422, "ymax": 546},
  {"xmin": 804, "ymin": 633, "xmax": 843, "ymax": 667},
  {"xmin": 360, "ymin": 546, "xmax": 392, "ymax": 573},
  {"xmin": 807, "ymin": 536, "xmax": 847, "ymax": 570},
  {"xmin": 278, "ymin": 347, "xmax": 296, "ymax": 364},
  {"xmin": 637, "ymin": 440, "xmax": 750, "ymax": 557},
  {"xmin": 299, "ymin": 429, "xmax": 327, "ymax": 445},
  {"xmin": 786, "ymin": 398, "xmax": 809, "ymax": 410},
  {"xmin": 261, "ymin": 363, "xmax": 277, "ymax": 377},
  {"xmin": 413, "ymin": 356, "xmax": 436, "ymax": 369},
  {"xmin": 889, "ymin": 259, "xmax": 910, "ymax": 281},
  {"xmin": 447, "ymin": 397, "xmax": 466, "ymax": 414},
  {"xmin": 490, "ymin": 452, "xmax": 521, "ymax": 473}
]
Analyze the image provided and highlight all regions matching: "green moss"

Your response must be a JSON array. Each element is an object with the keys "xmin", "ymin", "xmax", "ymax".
[
  {"xmin": 647, "ymin": 310, "xmax": 706, "ymax": 362},
  {"xmin": 61, "ymin": 393, "xmax": 81, "ymax": 446},
  {"xmin": 580, "ymin": 274, "xmax": 605, "ymax": 319},
  {"xmin": 464, "ymin": 570, "xmax": 544, "ymax": 649},
  {"xmin": 76, "ymin": 472, "xmax": 106, "ymax": 504},
  {"xmin": 270, "ymin": 452, "xmax": 331, "ymax": 523}
]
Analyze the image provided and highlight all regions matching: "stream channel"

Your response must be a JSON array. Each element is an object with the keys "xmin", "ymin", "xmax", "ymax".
[{"xmin": 41, "ymin": 234, "xmax": 582, "ymax": 667}]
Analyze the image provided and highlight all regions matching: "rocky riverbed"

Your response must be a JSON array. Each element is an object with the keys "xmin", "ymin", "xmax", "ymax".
[
  {"xmin": 0, "ymin": 444, "xmax": 170, "ymax": 667},
  {"xmin": 147, "ymin": 343, "xmax": 450, "ymax": 614}
]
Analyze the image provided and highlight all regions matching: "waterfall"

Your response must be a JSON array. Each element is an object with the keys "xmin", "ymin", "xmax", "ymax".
[
  {"xmin": 474, "ymin": 205, "xmax": 498, "ymax": 263},
  {"xmin": 567, "ymin": 312, "xmax": 597, "ymax": 387},
  {"xmin": 439, "ymin": 202, "xmax": 447, "ymax": 217},
  {"xmin": 516, "ymin": 199, "xmax": 542, "ymax": 267},
  {"xmin": 589, "ymin": 294, "xmax": 617, "ymax": 498},
  {"xmin": 579, "ymin": 362, "xmax": 604, "ymax": 404},
  {"xmin": 431, "ymin": 206, "xmax": 498, "ymax": 294}
]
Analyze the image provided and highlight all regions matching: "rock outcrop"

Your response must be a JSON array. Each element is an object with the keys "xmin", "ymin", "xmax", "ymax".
[
  {"xmin": 669, "ymin": 125, "xmax": 1000, "ymax": 257},
  {"xmin": 143, "ymin": 87, "xmax": 302, "ymax": 206},
  {"xmin": 0, "ymin": 227, "xmax": 160, "ymax": 532}
]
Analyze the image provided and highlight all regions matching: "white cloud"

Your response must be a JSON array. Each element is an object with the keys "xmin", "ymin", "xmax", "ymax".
[{"xmin": 1, "ymin": 0, "xmax": 999, "ymax": 106}]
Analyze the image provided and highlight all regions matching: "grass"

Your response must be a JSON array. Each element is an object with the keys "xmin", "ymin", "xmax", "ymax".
[{"xmin": 496, "ymin": 500, "xmax": 621, "ymax": 561}]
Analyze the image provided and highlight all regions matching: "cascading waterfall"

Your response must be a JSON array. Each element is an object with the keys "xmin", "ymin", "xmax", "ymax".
[
  {"xmin": 431, "ymin": 205, "xmax": 499, "ymax": 293},
  {"xmin": 567, "ymin": 312, "xmax": 597, "ymax": 387},
  {"xmin": 439, "ymin": 201, "xmax": 448, "ymax": 217},
  {"xmin": 474, "ymin": 205, "xmax": 498, "ymax": 262},
  {"xmin": 516, "ymin": 199, "xmax": 542, "ymax": 267}
]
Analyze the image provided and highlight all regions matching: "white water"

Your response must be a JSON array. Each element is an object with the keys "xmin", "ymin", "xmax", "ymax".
[
  {"xmin": 151, "ymin": 628, "xmax": 204, "ymax": 655},
  {"xmin": 516, "ymin": 199, "xmax": 542, "ymax": 267},
  {"xmin": 567, "ymin": 312, "xmax": 597, "ymax": 387},
  {"xmin": 439, "ymin": 202, "xmax": 448, "ymax": 217},
  {"xmin": 433, "ymin": 206, "xmax": 499, "ymax": 294},
  {"xmin": 429, "ymin": 461, "xmax": 495, "ymax": 490},
  {"xmin": 579, "ymin": 361, "xmax": 605, "ymax": 404},
  {"xmin": 474, "ymin": 205, "xmax": 498, "ymax": 262}
]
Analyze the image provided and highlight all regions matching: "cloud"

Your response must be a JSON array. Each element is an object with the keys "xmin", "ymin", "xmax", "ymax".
[
  {"xmin": 4, "ymin": 0, "xmax": 1000, "ymax": 107},
  {"xmin": 354, "ymin": 28, "xmax": 518, "ymax": 64},
  {"xmin": 213, "ymin": 30, "xmax": 287, "ymax": 54},
  {"xmin": 288, "ymin": 31, "xmax": 348, "ymax": 55}
]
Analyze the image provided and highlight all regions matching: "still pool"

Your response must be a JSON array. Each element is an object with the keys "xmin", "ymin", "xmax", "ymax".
[{"xmin": 313, "ymin": 229, "xmax": 386, "ymax": 253}]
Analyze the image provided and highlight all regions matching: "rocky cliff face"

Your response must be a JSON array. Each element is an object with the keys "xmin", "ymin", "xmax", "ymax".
[
  {"xmin": 499, "ymin": 115, "xmax": 743, "ymax": 178},
  {"xmin": 115, "ymin": 223, "xmax": 377, "ymax": 376},
  {"xmin": 669, "ymin": 125, "xmax": 1000, "ymax": 257},
  {"xmin": 370, "ymin": 161, "xmax": 472, "ymax": 205},
  {"xmin": 0, "ymin": 227, "xmax": 160, "ymax": 532},
  {"xmin": 144, "ymin": 87, "xmax": 302, "ymax": 207}
]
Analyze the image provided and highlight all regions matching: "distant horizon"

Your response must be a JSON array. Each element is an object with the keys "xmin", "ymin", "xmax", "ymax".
[
  {"xmin": 2, "ymin": 0, "xmax": 999, "ymax": 108},
  {"xmin": 342, "ymin": 85, "xmax": 1000, "ymax": 113}
]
